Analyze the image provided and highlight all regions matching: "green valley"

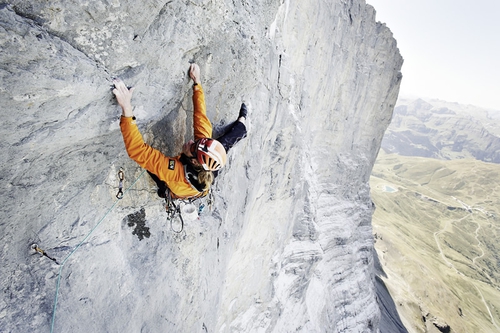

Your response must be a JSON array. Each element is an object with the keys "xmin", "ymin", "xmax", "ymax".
[{"xmin": 371, "ymin": 151, "xmax": 500, "ymax": 333}]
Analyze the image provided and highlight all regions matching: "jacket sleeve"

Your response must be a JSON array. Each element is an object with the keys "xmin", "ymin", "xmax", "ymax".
[
  {"xmin": 193, "ymin": 84, "xmax": 212, "ymax": 140},
  {"xmin": 120, "ymin": 116, "xmax": 171, "ymax": 178}
]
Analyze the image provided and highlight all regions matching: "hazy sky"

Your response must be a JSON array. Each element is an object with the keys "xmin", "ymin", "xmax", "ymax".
[{"xmin": 366, "ymin": 0, "xmax": 500, "ymax": 110}]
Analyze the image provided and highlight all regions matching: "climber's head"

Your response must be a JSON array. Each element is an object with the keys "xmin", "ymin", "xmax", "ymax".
[{"xmin": 183, "ymin": 138, "xmax": 227, "ymax": 171}]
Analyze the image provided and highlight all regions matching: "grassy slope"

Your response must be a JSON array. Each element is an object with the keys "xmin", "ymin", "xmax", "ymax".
[{"xmin": 371, "ymin": 151, "xmax": 500, "ymax": 333}]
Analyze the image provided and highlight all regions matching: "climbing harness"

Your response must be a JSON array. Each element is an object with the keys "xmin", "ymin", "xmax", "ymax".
[
  {"xmin": 164, "ymin": 187, "xmax": 214, "ymax": 233},
  {"xmin": 116, "ymin": 168, "xmax": 124, "ymax": 199},
  {"xmin": 32, "ymin": 244, "xmax": 59, "ymax": 265}
]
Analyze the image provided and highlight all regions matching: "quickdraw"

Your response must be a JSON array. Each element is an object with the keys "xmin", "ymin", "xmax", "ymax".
[
  {"xmin": 164, "ymin": 187, "xmax": 214, "ymax": 233},
  {"xmin": 165, "ymin": 190, "xmax": 185, "ymax": 233},
  {"xmin": 32, "ymin": 244, "xmax": 59, "ymax": 264},
  {"xmin": 116, "ymin": 168, "xmax": 124, "ymax": 199}
]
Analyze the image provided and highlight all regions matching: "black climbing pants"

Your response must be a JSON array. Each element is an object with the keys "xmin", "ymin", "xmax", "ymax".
[{"xmin": 217, "ymin": 120, "xmax": 247, "ymax": 153}]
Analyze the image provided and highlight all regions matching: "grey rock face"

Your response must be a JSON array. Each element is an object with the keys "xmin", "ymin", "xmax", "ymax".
[{"xmin": 0, "ymin": 1, "xmax": 402, "ymax": 332}]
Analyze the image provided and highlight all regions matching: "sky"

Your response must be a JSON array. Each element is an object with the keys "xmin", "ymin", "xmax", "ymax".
[{"xmin": 366, "ymin": 0, "xmax": 500, "ymax": 111}]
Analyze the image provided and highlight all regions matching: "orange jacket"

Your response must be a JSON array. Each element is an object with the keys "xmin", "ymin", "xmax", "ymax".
[{"xmin": 120, "ymin": 84, "xmax": 212, "ymax": 198}]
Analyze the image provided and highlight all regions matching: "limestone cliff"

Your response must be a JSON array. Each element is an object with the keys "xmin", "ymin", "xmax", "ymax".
[{"xmin": 0, "ymin": 1, "xmax": 402, "ymax": 332}]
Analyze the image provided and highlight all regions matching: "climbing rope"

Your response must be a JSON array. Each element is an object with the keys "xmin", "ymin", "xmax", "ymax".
[{"xmin": 49, "ymin": 168, "xmax": 146, "ymax": 333}]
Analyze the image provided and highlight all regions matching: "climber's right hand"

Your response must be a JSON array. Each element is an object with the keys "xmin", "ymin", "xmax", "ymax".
[
  {"xmin": 112, "ymin": 78, "xmax": 135, "ymax": 117},
  {"xmin": 189, "ymin": 63, "xmax": 201, "ymax": 85}
]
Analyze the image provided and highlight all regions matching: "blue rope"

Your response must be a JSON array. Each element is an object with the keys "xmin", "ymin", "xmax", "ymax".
[{"xmin": 50, "ymin": 169, "xmax": 146, "ymax": 333}]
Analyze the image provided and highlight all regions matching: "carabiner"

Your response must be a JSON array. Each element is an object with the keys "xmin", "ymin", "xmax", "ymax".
[{"xmin": 116, "ymin": 168, "xmax": 124, "ymax": 199}]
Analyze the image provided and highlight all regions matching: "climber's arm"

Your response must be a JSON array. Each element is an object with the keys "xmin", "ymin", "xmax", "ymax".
[
  {"xmin": 192, "ymin": 84, "xmax": 212, "ymax": 140},
  {"xmin": 189, "ymin": 64, "xmax": 212, "ymax": 140},
  {"xmin": 113, "ymin": 79, "xmax": 170, "ymax": 178},
  {"xmin": 119, "ymin": 117, "xmax": 170, "ymax": 179}
]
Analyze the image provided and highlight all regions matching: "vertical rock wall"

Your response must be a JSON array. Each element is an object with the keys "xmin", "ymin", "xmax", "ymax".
[{"xmin": 0, "ymin": 0, "xmax": 402, "ymax": 332}]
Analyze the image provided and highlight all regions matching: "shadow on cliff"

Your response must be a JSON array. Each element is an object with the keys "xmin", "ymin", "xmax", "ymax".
[{"xmin": 373, "ymin": 249, "xmax": 408, "ymax": 333}]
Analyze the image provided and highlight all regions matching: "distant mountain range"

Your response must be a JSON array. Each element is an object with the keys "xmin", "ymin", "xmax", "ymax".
[{"xmin": 381, "ymin": 98, "xmax": 500, "ymax": 163}]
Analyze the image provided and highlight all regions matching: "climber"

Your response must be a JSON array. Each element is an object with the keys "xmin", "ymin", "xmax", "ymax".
[{"xmin": 113, "ymin": 63, "xmax": 247, "ymax": 199}]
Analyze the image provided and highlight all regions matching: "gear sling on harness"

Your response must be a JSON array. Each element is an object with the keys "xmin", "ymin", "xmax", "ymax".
[
  {"xmin": 147, "ymin": 170, "xmax": 213, "ymax": 233},
  {"xmin": 163, "ymin": 185, "xmax": 214, "ymax": 233}
]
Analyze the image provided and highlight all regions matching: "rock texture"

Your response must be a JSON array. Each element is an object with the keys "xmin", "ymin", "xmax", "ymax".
[{"xmin": 0, "ymin": 1, "xmax": 402, "ymax": 332}]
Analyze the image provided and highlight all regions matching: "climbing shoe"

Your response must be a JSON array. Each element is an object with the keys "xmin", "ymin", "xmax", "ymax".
[{"xmin": 239, "ymin": 103, "xmax": 248, "ymax": 120}]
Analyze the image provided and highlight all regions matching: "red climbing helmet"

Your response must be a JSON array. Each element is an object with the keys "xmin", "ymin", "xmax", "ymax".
[{"xmin": 193, "ymin": 138, "xmax": 227, "ymax": 171}]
